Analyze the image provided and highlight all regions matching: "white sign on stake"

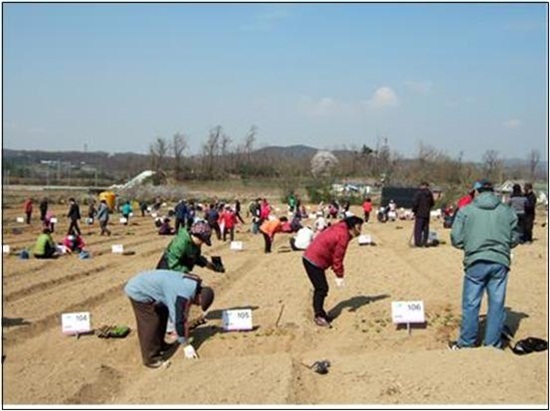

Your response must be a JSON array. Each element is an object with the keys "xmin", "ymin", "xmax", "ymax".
[
  {"xmin": 230, "ymin": 241, "xmax": 243, "ymax": 251},
  {"xmin": 50, "ymin": 217, "xmax": 58, "ymax": 224},
  {"xmin": 391, "ymin": 301, "xmax": 425, "ymax": 324},
  {"xmin": 61, "ymin": 312, "xmax": 92, "ymax": 335},
  {"xmin": 3, "ymin": 245, "xmax": 10, "ymax": 254},
  {"xmin": 112, "ymin": 244, "xmax": 124, "ymax": 254},
  {"xmin": 358, "ymin": 234, "xmax": 372, "ymax": 245},
  {"xmin": 16, "ymin": 217, "xmax": 24, "ymax": 223},
  {"xmin": 222, "ymin": 309, "xmax": 253, "ymax": 331}
]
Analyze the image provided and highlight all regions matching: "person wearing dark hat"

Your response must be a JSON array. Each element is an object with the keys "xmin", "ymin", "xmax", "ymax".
[
  {"xmin": 156, "ymin": 220, "xmax": 222, "ymax": 273},
  {"xmin": 302, "ymin": 215, "xmax": 364, "ymax": 327},
  {"xmin": 124, "ymin": 270, "xmax": 215, "ymax": 368},
  {"xmin": 449, "ymin": 179, "xmax": 519, "ymax": 350},
  {"xmin": 411, "ymin": 181, "xmax": 435, "ymax": 247}
]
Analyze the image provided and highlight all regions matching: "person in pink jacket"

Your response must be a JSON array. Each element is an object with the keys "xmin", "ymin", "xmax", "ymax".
[
  {"xmin": 302, "ymin": 216, "xmax": 363, "ymax": 327},
  {"xmin": 259, "ymin": 199, "xmax": 271, "ymax": 223}
]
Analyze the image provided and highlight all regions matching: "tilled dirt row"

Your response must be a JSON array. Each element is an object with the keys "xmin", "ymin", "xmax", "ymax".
[{"xmin": 2, "ymin": 203, "xmax": 548, "ymax": 405}]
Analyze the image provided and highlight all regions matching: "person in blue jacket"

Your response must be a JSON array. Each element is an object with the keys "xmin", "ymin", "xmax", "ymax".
[{"xmin": 124, "ymin": 270, "xmax": 215, "ymax": 368}]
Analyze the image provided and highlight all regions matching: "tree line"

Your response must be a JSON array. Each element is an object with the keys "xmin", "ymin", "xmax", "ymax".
[{"xmin": 2, "ymin": 126, "xmax": 545, "ymax": 195}]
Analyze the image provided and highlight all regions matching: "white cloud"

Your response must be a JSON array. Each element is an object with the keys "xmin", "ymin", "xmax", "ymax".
[
  {"xmin": 404, "ymin": 80, "xmax": 433, "ymax": 95},
  {"xmin": 503, "ymin": 119, "xmax": 522, "ymax": 129},
  {"xmin": 239, "ymin": 9, "xmax": 291, "ymax": 32},
  {"xmin": 365, "ymin": 87, "xmax": 399, "ymax": 108},
  {"xmin": 299, "ymin": 95, "xmax": 340, "ymax": 117}
]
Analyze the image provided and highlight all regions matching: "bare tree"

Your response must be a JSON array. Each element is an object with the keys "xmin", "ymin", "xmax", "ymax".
[
  {"xmin": 202, "ymin": 126, "xmax": 222, "ymax": 179},
  {"xmin": 149, "ymin": 137, "xmax": 169, "ymax": 172},
  {"xmin": 527, "ymin": 149, "xmax": 540, "ymax": 181},
  {"xmin": 171, "ymin": 132, "xmax": 188, "ymax": 180},
  {"xmin": 244, "ymin": 125, "xmax": 257, "ymax": 163},
  {"xmin": 482, "ymin": 149, "xmax": 502, "ymax": 182}
]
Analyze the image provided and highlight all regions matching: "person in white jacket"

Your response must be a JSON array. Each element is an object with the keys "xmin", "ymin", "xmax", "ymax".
[{"xmin": 290, "ymin": 226, "xmax": 314, "ymax": 251}]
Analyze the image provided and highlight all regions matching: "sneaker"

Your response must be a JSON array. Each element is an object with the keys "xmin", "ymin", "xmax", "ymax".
[
  {"xmin": 164, "ymin": 331, "xmax": 178, "ymax": 344},
  {"xmin": 448, "ymin": 341, "xmax": 462, "ymax": 351},
  {"xmin": 314, "ymin": 317, "xmax": 332, "ymax": 328},
  {"xmin": 145, "ymin": 358, "xmax": 168, "ymax": 369}
]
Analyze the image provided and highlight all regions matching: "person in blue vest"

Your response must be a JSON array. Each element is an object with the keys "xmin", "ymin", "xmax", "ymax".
[{"xmin": 124, "ymin": 270, "xmax": 215, "ymax": 368}]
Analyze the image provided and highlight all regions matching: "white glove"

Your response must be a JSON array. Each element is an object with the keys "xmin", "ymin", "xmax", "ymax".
[
  {"xmin": 334, "ymin": 277, "xmax": 345, "ymax": 288},
  {"xmin": 183, "ymin": 344, "xmax": 198, "ymax": 359}
]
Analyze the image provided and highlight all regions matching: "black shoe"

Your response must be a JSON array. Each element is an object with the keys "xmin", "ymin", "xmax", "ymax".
[
  {"xmin": 448, "ymin": 341, "xmax": 462, "ymax": 351},
  {"xmin": 145, "ymin": 358, "xmax": 168, "ymax": 368},
  {"xmin": 160, "ymin": 343, "xmax": 179, "ymax": 360}
]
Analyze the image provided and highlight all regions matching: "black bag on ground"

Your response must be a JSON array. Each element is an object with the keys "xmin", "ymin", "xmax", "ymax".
[{"xmin": 511, "ymin": 337, "xmax": 548, "ymax": 355}]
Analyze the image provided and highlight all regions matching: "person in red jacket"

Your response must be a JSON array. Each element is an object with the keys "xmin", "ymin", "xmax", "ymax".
[
  {"xmin": 259, "ymin": 216, "xmax": 288, "ymax": 253},
  {"xmin": 302, "ymin": 216, "xmax": 364, "ymax": 327},
  {"xmin": 362, "ymin": 197, "xmax": 373, "ymax": 223},
  {"xmin": 24, "ymin": 198, "xmax": 33, "ymax": 224},
  {"xmin": 219, "ymin": 205, "xmax": 238, "ymax": 242}
]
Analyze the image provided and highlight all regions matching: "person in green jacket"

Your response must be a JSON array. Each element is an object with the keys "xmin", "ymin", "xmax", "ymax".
[
  {"xmin": 155, "ymin": 220, "xmax": 223, "ymax": 343},
  {"xmin": 449, "ymin": 179, "xmax": 519, "ymax": 350},
  {"xmin": 121, "ymin": 201, "xmax": 133, "ymax": 226},
  {"xmin": 156, "ymin": 220, "xmax": 222, "ymax": 273},
  {"xmin": 33, "ymin": 228, "xmax": 58, "ymax": 259},
  {"xmin": 288, "ymin": 193, "xmax": 297, "ymax": 213}
]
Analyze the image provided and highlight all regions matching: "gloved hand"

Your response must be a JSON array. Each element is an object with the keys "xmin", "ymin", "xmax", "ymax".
[
  {"xmin": 183, "ymin": 344, "xmax": 198, "ymax": 359},
  {"xmin": 334, "ymin": 277, "xmax": 345, "ymax": 288}
]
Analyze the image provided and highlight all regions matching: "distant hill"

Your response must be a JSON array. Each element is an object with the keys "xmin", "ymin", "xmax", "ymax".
[{"xmin": 254, "ymin": 144, "xmax": 318, "ymax": 159}]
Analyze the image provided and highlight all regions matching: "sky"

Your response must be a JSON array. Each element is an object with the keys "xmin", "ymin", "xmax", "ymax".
[{"xmin": 3, "ymin": 2, "xmax": 548, "ymax": 162}]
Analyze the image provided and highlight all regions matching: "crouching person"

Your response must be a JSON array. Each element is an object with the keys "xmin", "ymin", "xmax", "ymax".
[
  {"xmin": 33, "ymin": 228, "xmax": 58, "ymax": 259},
  {"xmin": 124, "ymin": 270, "xmax": 215, "ymax": 368}
]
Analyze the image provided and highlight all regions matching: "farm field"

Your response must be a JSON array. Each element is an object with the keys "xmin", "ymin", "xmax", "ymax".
[{"xmin": 2, "ymin": 187, "xmax": 548, "ymax": 406}]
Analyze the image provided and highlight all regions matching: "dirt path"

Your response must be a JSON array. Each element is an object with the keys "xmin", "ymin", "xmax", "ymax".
[{"xmin": 2, "ymin": 201, "xmax": 548, "ymax": 405}]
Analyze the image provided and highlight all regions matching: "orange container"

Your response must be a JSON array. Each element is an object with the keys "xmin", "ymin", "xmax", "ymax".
[{"xmin": 99, "ymin": 191, "xmax": 116, "ymax": 211}]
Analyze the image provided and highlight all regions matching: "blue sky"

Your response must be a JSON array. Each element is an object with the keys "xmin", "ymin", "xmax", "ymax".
[{"xmin": 3, "ymin": 3, "xmax": 548, "ymax": 162}]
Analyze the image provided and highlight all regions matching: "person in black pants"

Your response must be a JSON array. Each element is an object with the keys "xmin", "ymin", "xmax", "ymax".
[
  {"xmin": 39, "ymin": 198, "xmax": 48, "ymax": 222},
  {"xmin": 234, "ymin": 199, "xmax": 245, "ymax": 224},
  {"xmin": 523, "ymin": 183, "xmax": 537, "ymax": 243},
  {"xmin": 412, "ymin": 181, "xmax": 435, "ymax": 247},
  {"xmin": 174, "ymin": 200, "xmax": 188, "ymax": 233},
  {"xmin": 67, "ymin": 197, "xmax": 82, "ymax": 235}
]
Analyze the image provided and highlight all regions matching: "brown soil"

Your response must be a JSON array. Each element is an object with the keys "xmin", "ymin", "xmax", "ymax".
[{"xmin": 2, "ymin": 190, "xmax": 548, "ymax": 406}]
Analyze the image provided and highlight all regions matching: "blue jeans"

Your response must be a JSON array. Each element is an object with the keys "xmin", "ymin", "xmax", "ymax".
[{"xmin": 458, "ymin": 261, "xmax": 509, "ymax": 348}]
